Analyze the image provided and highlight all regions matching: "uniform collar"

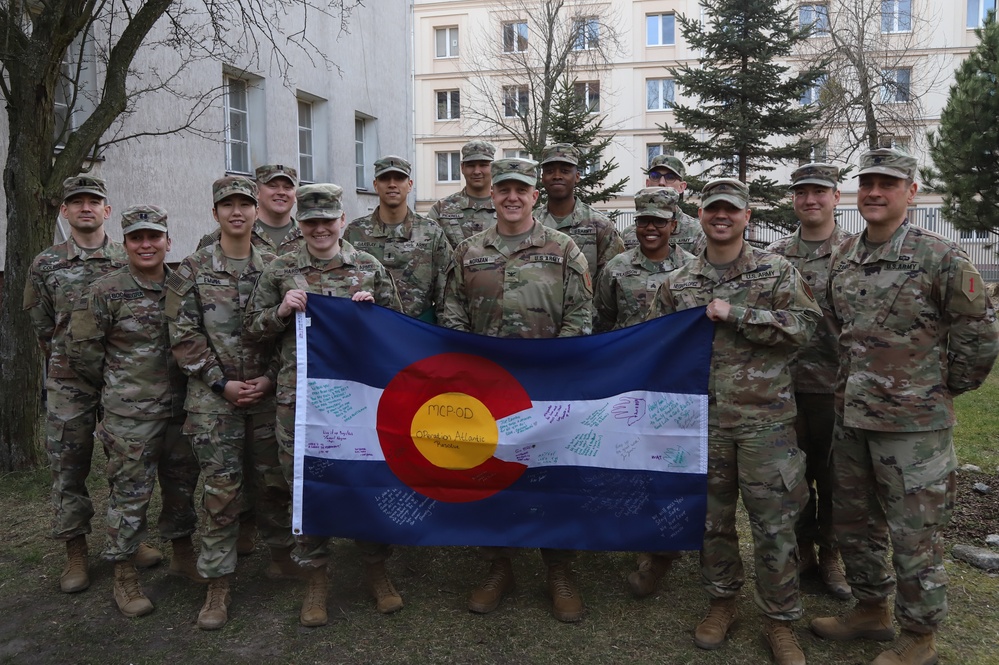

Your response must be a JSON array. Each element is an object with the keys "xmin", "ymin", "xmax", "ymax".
[
  {"xmin": 845, "ymin": 220, "xmax": 910, "ymax": 264},
  {"xmin": 482, "ymin": 220, "xmax": 547, "ymax": 255}
]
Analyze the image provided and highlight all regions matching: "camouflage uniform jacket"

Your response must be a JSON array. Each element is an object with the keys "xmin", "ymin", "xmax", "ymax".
[
  {"xmin": 166, "ymin": 244, "xmax": 277, "ymax": 415},
  {"xmin": 767, "ymin": 224, "xmax": 855, "ymax": 394},
  {"xmin": 197, "ymin": 219, "xmax": 305, "ymax": 256},
  {"xmin": 426, "ymin": 188, "xmax": 497, "ymax": 249},
  {"xmin": 244, "ymin": 241, "xmax": 403, "ymax": 407},
  {"xmin": 440, "ymin": 221, "xmax": 593, "ymax": 338},
  {"xmin": 23, "ymin": 235, "xmax": 127, "ymax": 380},
  {"xmin": 536, "ymin": 197, "xmax": 625, "ymax": 285},
  {"xmin": 650, "ymin": 242, "xmax": 821, "ymax": 429},
  {"xmin": 594, "ymin": 245, "xmax": 694, "ymax": 332},
  {"xmin": 622, "ymin": 210, "xmax": 705, "ymax": 255},
  {"xmin": 828, "ymin": 221, "xmax": 999, "ymax": 432},
  {"xmin": 67, "ymin": 265, "xmax": 186, "ymax": 419},
  {"xmin": 345, "ymin": 207, "xmax": 453, "ymax": 319}
]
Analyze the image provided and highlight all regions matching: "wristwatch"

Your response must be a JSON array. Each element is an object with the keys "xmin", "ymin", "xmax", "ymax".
[{"xmin": 211, "ymin": 379, "xmax": 229, "ymax": 395}]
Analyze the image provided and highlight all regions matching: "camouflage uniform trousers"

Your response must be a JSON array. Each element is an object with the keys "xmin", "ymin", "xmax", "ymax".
[
  {"xmin": 831, "ymin": 423, "xmax": 956, "ymax": 633},
  {"xmin": 793, "ymin": 392, "xmax": 836, "ymax": 549},
  {"xmin": 97, "ymin": 412, "xmax": 199, "ymax": 562},
  {"xmin": 702, "ymin": 421, "xmax": 807, "ymax": 621},
  {"xmin": 185, "ymin": 411, "xmax": 293, "ymax": 577},
  {"xmin": 44, "ymin": 378, "xmax": 100, "ymax": 540}
]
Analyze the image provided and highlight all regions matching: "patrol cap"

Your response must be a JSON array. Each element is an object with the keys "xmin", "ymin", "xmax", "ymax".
[
  {"xmin": 296, "ymin": 183, "xmax": 344, "ymax": 221},
  {"xmin": 491, "ymin": 158, "xmax": 538, "ymax": 186},
  {"xmin": 646, "ymin": 155, "xmax": 687, "ymax": 179},
  {"xmin": 700, "ymin": 178, "xmax": 750, "ymax": 210},
  {"xmin": 461, "ymin": 140, "xmax": 496, "ymax": 163},
  {"xmin": 212, "ymin": 175, "xmax": 258, "ymax": 204},
  {"xmin": 634, "ymin": 187, "xmax": 679, "ymax": 220},
  {"xmin": 63, "ymin": 175, "xmax": 108, "ymax": 202},
  {"xmin": 855, "ymin": 148, "xmax": 918, "ymax": 181},
  {"xmin": 540, "ymin": 143, "xmax": 580, "ymax": 166},
  {"xmin": 255, "ymin": 164, "xmax": 299, "ymax": 186},
  {"xmin": 120, "ymin": 204, "xmax": 168, "ymax": 235},
  {"xmin": 790, "ymin": 163, "xmax": 840, "ymax": 189},
  {"xmin": 374, "ymin": 155, "xmax": 412, "ymax": 178}
]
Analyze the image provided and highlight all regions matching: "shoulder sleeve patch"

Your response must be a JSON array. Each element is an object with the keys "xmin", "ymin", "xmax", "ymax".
[{"xmin": 960, "ymin": 268, "xmax": 983, "ymax": 303}]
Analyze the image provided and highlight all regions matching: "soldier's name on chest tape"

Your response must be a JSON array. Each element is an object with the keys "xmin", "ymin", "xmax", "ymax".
[
  {"xmin": 439, "ymin": 213, "xmax": 464, "ymax": 220},
  {"xmin": 108, "ymin": 288, "xmax": 145, "ymax": 301},
  {"xmin": 670, "ymin": 280, "xmax": 701, "ymax": 291},
  {"xmin": 38, "ymin": 261, "xmax": 74, "ymax": 272},
  {"xmin": 197, "ymin": 276, "xmax": 228, "ymax": 286},
  {"xmin": 464, "ymin": 256, "xmax": 497, "ymax": 267}
]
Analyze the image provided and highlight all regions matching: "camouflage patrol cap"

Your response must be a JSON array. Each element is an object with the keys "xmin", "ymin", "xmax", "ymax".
[
  {"xmin": 255, "ymin": 164, "xmax": 299, "ymax": 186},
  {"xmin": 790, "ymin": 163, "xmax": 840, "ymax": 189},
  {"xmin": 646, "ymin": 155, "xmax": 687, "ymax": 179},
  {"xmin": 374, "ymin": 155, "xmax": 412, "ymax": 179},
  {"xmin": 63, "ymin": 175, "xmax": 108, "ymax": 202},
  {"xmin": 461, "ymin": 140, "xmax": 496, "ymax": 163},
  {"xmin": 700, "ymin": 178, "xmax": 750, "ymax": 210},
  {"xmin": 634, "ymin": 187, "xmax": 679, "ymax": 220},
  {"xmin": 120, "ymin": 204, "xmax": 168, "ymax": 235},
  {"xmin": 491, "ymin": 158, "xmax": 538, "ymax": 186},
  {"xmin": 212, "ymin": 175, "xmax": 258, "ymax": 204},
  {"xmin": 540, "ymin": 143, "xmax": 580, "ymax": 166},
  {"xmin": 296, "ymin": 183, "xmax": 344, "ymax": 221},
  {"xmin": 856, "ymin": 148, "xmax": 918, "ymax": 180}
]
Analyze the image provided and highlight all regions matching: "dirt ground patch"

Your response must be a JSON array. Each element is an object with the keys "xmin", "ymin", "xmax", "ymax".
[{"xmin": 947, "ymin": 469, "xmax": 999, "ymax": 546}]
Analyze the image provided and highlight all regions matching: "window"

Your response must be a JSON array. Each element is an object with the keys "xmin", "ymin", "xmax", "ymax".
[
  {"xmin": 504, "ymin": 148, "xmax": 531, "ymax": 159},
  {"xmin": 881, "ymin": 68, "xmax": 911, "ymax": 103},
  {"xmin": 881, "ymin": 0, "xmax": 912, "ymax": 33},
  {"xmin": 574, "ymin": 81, "xmax": 600, "ymax": 113},
  {"xmin": 799, "ymin": 4, "xmax": 830, "ymax": 36},
  {"xmin": 54, "ymin": 32, "xmax": 97, "ymax": 146},
  {"xmin": 968, "ymin": 0, "xmax": 997, "ymax": 27},
  {"xmin": 435, "ymin": 26, "xmax": 459, "ymax": 58},
  {"xmin": 646, "ymin": 13, "xmax": 676, "ymax": 46},
  {"xmin": 800, "ymin": 74, "xmax": 827, "ymax": 105},
  {"xmin": 298, "ymin": 100, "xmax": 314, "ymax": 182},
  {"xmin": 646, "ymin": 144, "xmax": 675, "ymax": 165},
  {"xmin": 436, "ymin": 151, "xmax": 461, "ymax": 182},
  {"xmin": 503, "ymin": 21, "xmax": 528, "ymax": 53},
  {"xmin": 224, "ymin": 77, "xmax": 251, "ymax": 174},
  {"xmin": 436, "ymin": 90, "xmax": 460, "ymax": 120},
  {"xmin": 503, "ymin": 85, "xmax": 529, "ymax": 117},
  {"xmin": 573, "ymin": 18, "xmax": 599, "ymax": 50},
  {"xmin": 799, "ymin": 140, "xmax": 828, "ymax": 164},
  {"xmin": 355, "ymin": 114, "xmax": 376, "ymax": 189},
  {"xmin": 646, "ymin": 79, "xmax": 675, "ymax": 111},
  {"xmin": 581, "ymin": 158, "xmax": 601, "ymax": 177},
  {"xmin": 878, "ymin": 134, "xmax": 910, "ymax": 152}
]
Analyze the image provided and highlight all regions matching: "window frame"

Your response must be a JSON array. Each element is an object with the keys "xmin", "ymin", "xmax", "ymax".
[
  {"xmin": 881, "ymin": 0, "xmax": 912, "ymax": 33},
  {"xmin": 646, "ymin": 144, "xmax": 675, "ymax": 166},
  {"xmin": 800, "ymin": 73, "xmax": 828, "ymax": 105},
  {"xmin": 297, "ymin": 99, "xmax": 315, "ymax": 183},
  {"xmin": 880, "ymin": 68, "xmax": 912, "ymax": 103},
  {"xmin": 435, "ymin": 26, "xmax": 459, "ymax": 58},
  {"xmin": 436, "ymin": 151, "xmax": 462, "ymax": 183},
  {"xmin": 503, "ymin": 84, "xmax": 530, "ymax": 118},
  {"xmin": 436, "ymin": 89, "xmax": 461, "ymax": 121},
  {"xmin": 967, "ymin": 0, "xmax": 997, "ymax": 27},
  {"xmin": 573, "ymin": 17, "xmax": 599, "ymax": 51},
  {"xmin": 574, "ymin": 80, "xmax": 600, "ymax": 113},
  {"xmin": 646, "ymin": 13, "xmax": 676, "ymax": 46},
  {"xmin": 799, "ymin": 3, "xmax": 830, "ymax": 37},
  {"xmin": 502, "ymin": 21, "xmax": 529, "ymax": 53},
  {"xmin": 646, "ymin": 78, "xmax": 675, "ymax": 111},
  {"xmin": 224, "ymin": 77, "xmax": 251, "ymax": 174}
]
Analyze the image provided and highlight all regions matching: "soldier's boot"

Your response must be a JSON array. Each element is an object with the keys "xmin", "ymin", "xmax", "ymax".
[
  {"xmin": 266, "ymin": 546, "xmax": 307, "ymax": 580},
  {"xmin": 300, "ymin": 567, "xmax": 329, "ymax": 627},
  {"xmin": 197, "ymin": 575, "xmax": 232, "ymax": 630},
  {"xmin": 693, "ymin": 597, "xmax": 739, "ymax": 650},
  {"xmin": 365, "ymin": 561, "xmax": 403, "ymax": 614},
  {"xmin": 167, "ymin": 536, "xmax": 207, "ymax": 584},
  {"xmin": 627, "ymin": 552, "xmax": 674, "ymax": 598},
  {"xmin": 133, "ymin": 542, "xmax": 163, "ymax": 569},
  {"xmin": 764, "ymin": 618, "xmax": 806, "ymax": 665},
  {"xmin": 60, "ymin": 535, "xmax": 90, "ymax": 593},
  {"xmin": 810, "ymin": 599, "xmax": 896, "ymax": 641},
  {"xmin": 112, "ymin": 561, "xmax": 154, "ymax": 618},
  {"xmin": 468, "ymin": 557, "xmax": 514, "ymax": 614},
  {"xmin": 818, "ymin": 547, "xmax": 852, "ymax": 600},
  {"xmin": 547, "ymin": 563, "xmax": 583, "ymax": 623},
  {"xmin": 236, "ymin": 521, "xmax": 257, "ymax": 556},
  {"xmin": 798, "ymin": 540, "xmax": 818, "ymax": 577},
  {"xmin": 871, "ymin": 631, "xmax": 938, "ymax": 665}
]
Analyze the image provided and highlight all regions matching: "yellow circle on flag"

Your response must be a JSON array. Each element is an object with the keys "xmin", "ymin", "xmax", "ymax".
[{"xmin": 410, "ymin": 392, "xmax": 499, "ymax": 470}]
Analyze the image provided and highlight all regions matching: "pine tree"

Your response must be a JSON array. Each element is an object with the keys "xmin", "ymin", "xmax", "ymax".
[{"xmin": 925, "ymin": 12, "xmax": 999, "ymax": 237}]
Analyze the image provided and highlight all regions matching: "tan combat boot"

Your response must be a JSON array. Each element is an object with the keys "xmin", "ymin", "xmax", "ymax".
[
  {"xmin": 300, "ymin": 566, "xmax": 329, "ymax": 627},
  {"xmin": 167, "ymin": 536, "xmax": 207, "ymax": 584},
  {"xmin": 60, "ymin": 535, "xmax": 90, "ymax": 593},
  {"xmin": 266, "ymin": 546, "xmax": 306, "ymax": 580},
  {"xmin": 693, "ymin": 597, "xmax": 739, "ymax": 649},
  {"xmin": 113, "ymin": 561, "xmax": 154, "ymax": 618},
  {"xmin": 365, "ymin": 560, "xmax": 403, "ymax": 614},
  {"xmin": 236, "ymin": 521, "xmax": 257, "ymax": 556},
  {"xmin": 818, "ymin": 547, "xmax": 852, "ymax": 600},
  {"xmin": 798, "ymin": 540, "xmax": 818, "ymax": 576},
  {"xmin": 627, "ymin": 552, "xmax": 674, "ymax": 597},
  {"xmin": 133, "ymin": 542, "xmax": 163, "ymax": 569},
  {"xmin": 468, "ymin": 557, "xmax": 514, "ymax": 614},
  {"xmin": 547, "ymin": 562, "xmax": 583, "ymax": 623},
  {"xmin": 197, "ymin": 575, "xmax": 232, "ymax": 630},
  {"xmin": 810, "ymin": 599, "xmax": 895, "ymax": 641},
  {"xmin": 871, "ymin": 630, "xmax": 938, "ymax": 665},
  {"xmin": 764, "ymin": 618, "xmax": 806, "ymax": 665}
]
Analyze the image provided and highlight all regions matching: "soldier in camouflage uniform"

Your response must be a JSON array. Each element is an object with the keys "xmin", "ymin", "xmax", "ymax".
[
  {"xmin": 766, "ymin": 163, "xmax": 854, "ymax": 601},
  {"xmin": 649, "ymin": 178, "xmax": 819, "ymax": 665},
  {"xmin": 440, "ymin": 158, "xmax": 593, "ymax": 623},
  {"xmin": 426, "ymin": 140, "xmax": 497, "ymax": 247},
  {"xmin": 345, "ymin": 155, "xmax": 453, "ymax": 322},
  {"xmin": 535, "ymin": 143, "xmax": 624, "ymax": 286},
  {"xmin": 23, "ymin": 175, "xmax": 162, "ymax": 594},
  {"xmin": 245, "ymin": 183, "xmax": 402, "ymax": 626},
  {"xmin": 67, "ymin": 205, "xmax": 201, "ymax": 618},
  {"xmin": 621, "ymin": 155, "xmax": 705, "ymax": 255},
  {"xmin": 167, "ymin": 176, "xmax": 298, "ymax": 630},
  {"xmin": 811, "ymin": 149, "xmax": 999, "ymax": 665}
]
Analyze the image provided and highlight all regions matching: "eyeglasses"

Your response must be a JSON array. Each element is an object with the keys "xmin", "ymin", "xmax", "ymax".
[
  {"xmin": 648, "ymin": 171, "xmax": 680, "ymax": 183},
  {"xmin": 635, "ymin": 217, "xmax": 673, "ymax": 228}
]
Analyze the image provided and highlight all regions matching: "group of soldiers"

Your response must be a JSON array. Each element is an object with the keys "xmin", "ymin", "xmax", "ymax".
[{"xmin": 23, "ymin": 138, "xmax": 998, "ymax": 665}]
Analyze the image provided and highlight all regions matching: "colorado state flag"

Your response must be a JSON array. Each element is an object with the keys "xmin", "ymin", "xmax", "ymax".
[{"xmin": 293, "ymin": 295, "xmax": 712, "ymax": 551}]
